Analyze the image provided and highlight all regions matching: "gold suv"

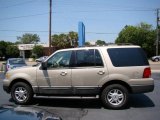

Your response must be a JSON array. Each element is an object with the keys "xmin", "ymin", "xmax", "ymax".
[{"xmin": 3, "ymin": 45, "xmax": 154, "ymax": 109}]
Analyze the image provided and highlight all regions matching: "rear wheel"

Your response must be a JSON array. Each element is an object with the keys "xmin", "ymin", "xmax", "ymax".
[
  {"xmin": 155, "ymin": 58, "xmax": 159, "ymax": 62},
  {"xmin": 101, "ymin": 84, "xmax": 129, "ymax": 109},
  {"xmin": 11, "ymin": 82, "xmax": 33, "ymax": 105}
]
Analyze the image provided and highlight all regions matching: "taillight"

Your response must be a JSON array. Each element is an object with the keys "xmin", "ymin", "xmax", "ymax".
[{"xmin": 143, "ymin": 67, "xmax": 151, "ymax": 78}]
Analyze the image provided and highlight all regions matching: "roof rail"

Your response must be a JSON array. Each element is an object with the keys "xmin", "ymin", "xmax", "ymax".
[{"xmin": 117, "ymin": 43, "xmax": 133, "ymax": 45}]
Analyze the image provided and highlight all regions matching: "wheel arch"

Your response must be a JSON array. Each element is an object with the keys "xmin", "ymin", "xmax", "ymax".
[
  {"xmin": 100, "ymin": 80, "xmax": 132, "ymax": 94},
  {"xmin": 9, "ymin": 79, "xmax": 33, "ymax": 93}
]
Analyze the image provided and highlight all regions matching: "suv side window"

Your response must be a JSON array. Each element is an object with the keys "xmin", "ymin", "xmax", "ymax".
[
  {"xmin": 95, "ymin": 49, "xmax": 103, "ymax": 66},
  {"xmin": 107, "ymin": 48, "xmax": 149, "ymax": 67},
  {"xmin": 47, "ymin": 51, "xmax": 72, "ymax": 68},
  {"xmin": 75, "ymin": 49, "xmax": 103, "ymax": 67}
]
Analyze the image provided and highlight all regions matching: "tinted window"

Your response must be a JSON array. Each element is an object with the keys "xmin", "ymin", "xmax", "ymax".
[
  {"xmin": 107, "ymin": 48, "xmax": 149, "ymax": 67},
  {"xmin": 75, "ymin": 49, "xmax": 103, "ymax": 67},
  {"xmin": 76, "ymin": 49, "xmax": 94, "ymax": 67},
  {"xmin": 95, "ymin": 49, "xmax": 103, "ymax": 66}
]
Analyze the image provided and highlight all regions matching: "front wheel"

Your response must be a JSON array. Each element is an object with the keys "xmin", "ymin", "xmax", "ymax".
[
  {"xmin": 101, "ymin": 84, "xmax": 129, "ymax": 109},
  {"xmin": 11, "ymin": 82, "xmax": 33, "ymax": 105}
]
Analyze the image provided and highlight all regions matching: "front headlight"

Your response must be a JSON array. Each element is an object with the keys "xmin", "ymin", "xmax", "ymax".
[{"xmin": 5, "ymin": 73, "xmax": 11, "ymax": 79}]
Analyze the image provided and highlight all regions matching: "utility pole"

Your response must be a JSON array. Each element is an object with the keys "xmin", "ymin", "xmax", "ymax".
[
  {"xmin": 156, "ymin": 8, "xmax": 159, "ymax": 56},
  {"xmin": 49, "ymin": 0, "xmax": 52, "ymax": 55}
]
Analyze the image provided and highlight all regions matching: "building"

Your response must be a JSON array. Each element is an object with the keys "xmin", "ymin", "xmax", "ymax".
[{"xmin": 18, "ymin": 44, "xmax": 49, "ymax": 59}]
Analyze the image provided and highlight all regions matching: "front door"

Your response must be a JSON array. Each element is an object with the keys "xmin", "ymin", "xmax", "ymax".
[{"xmin": 37, "ymin": 50, "xmax": 72, "ymax": 95}]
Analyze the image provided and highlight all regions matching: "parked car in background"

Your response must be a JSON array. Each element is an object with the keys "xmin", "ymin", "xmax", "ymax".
[
  {"xmin": 35, "ymin": 56, "xmax": 48, "ymax": 62},
  {"xmin": 151, "ymin": 56, "xmax": 160, "ymax": 62},
  {"xmin": 6, "ymin": 58, "xmax": 27, "ymax": 72}
]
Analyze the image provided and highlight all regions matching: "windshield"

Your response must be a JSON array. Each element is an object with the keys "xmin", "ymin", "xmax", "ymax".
[{"xmin": 9, "ymin": 58, "xmax": 26, "ymax": 65}]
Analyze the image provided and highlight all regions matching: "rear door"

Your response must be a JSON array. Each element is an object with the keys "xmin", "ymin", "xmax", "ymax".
[{"xmin": 71, "ymin": 49, "xmax": 108, "ymax": 95}]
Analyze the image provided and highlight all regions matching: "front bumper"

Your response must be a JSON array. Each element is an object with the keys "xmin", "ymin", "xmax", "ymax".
[{"xmin": 3, "ymin": 78, "xmax": 11, "ymax": 93}]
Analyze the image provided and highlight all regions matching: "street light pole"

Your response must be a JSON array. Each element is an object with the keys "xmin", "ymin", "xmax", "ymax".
[{"xmin": 49, "ymin": 0, "xmax": 52, "ymax": 55}]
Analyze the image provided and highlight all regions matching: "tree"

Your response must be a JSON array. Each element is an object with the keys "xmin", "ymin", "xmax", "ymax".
[
  {"xmin": 0, "ymin": 40, "xmax": 13, "ymax": 60},
  {"xmin": 115, "ymin": 22, "xmax": 156, "ymax": 57},
  {"xmin": 52, "ymin": 34, "xmax": 69, "ymax": 48},
  {"xmin": 85, "ymin": 41, "xmax": 91, "ymax": 46},
  {"xmin": 6, "ymin": 45, "xmax": 19, "ymax": 58},
  {"xmin": 68, "ymin": 31, "xmax": 78, "ymax": 47},
  {"xmin": 32, "ymin": 45, "xmax": 44, "ymax": 58},
  {"xmin": 17, "ymin": 33, "xmax": 40, "ymax": 44},
  {"xmin": 96, "ymin": 40, "xmax": 106, "ymax": 46},
  {"xmin": 51, "ymin": 31, "xmax": 78, "ymax": 48}
]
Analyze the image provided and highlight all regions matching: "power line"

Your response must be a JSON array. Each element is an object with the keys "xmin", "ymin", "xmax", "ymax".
[
  {"xmin": 86, "ymin": 32, "xmax": 117, "ymax": 34},
  {"xmin": 0, "ymin": 29, "xmax": 117, "ymax": 34},
  {"xmin": 0, "ymin": 30, "xmax": 48, "ymax": 32},
  {"xmin": 0, "ymin": 29, "xmax": 70, "ymax": 34},
  {"xmin": 0, "ymin": 0, "xmax": 38, "ymax": 9},
  {"xmin": 0, "ymin": 12, "xmax": 48, "ymax": 21},
  {"xmin": 0, "ymin": 9, "xmax": 156, "ymax": 21}
]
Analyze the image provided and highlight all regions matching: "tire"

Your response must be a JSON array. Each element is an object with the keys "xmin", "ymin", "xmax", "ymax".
[
  {"xmin": 11, "ymin": 82, "xmax": 33, "ymax": 105},
  {"xmin": 155, "ymin": 58, "xmax": 159, "ymax": 62},
  {"xmin": 101, "ymin": 84, "xmax": 129, "ymax": 109}
]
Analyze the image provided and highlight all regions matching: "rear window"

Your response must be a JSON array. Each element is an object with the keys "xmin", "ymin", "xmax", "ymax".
[{"xmin": 107, "ymin": 48, "xmax": 149, "ymax": 67}]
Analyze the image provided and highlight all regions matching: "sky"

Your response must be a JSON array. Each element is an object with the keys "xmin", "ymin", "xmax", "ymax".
[{"xmin": 0, "ymin": 0, "xmax": 160, "ymax": 44}]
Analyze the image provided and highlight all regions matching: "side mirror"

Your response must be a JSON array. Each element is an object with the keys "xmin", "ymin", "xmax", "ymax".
[{"xmin": 41, "ymin": 62, "xmax": 47, "ymax": 70}]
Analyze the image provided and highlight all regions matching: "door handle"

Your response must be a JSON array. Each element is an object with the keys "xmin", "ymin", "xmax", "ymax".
[
  {"xmin": 60, "ymin": 72, "xmax": 67, "ymax": 76},
  {"xmin": 98, "ymin": 71, "xmax": 105, "ymax": 75}
]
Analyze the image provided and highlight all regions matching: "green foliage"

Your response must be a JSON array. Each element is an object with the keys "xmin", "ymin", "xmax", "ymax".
[
  {"xmin": 85, "ymin": 42, "xmax": 91, "ymax": 46},
  {"xmin": 32, "ymin": 45, "xmax": 44, "ymax": 58},
  {"xmin": 115, "ymin": 22, "xmax": 156, "ymax": 57},
  {"xmin": 51, "ymin": 31, "xmax": 78, "ymax": 48},
  {"xmin": 30, "ymin": 54, "xmax": 36, "ymax": 59},
  {"xmin": 6, "ymin": 45, "xmax": 19, "ymax": 58},
  {"xmin": 0, "ymin": 40, "xmax": 13, "ymax": 59},
  {"xmin": 68, "ymin": 31, "xmax": 78, "ymax": 47},
  {"xmin": 96, "ymin": 40, "xmax": 106, "ymax": 46},
  {"xmin": 17, "ymin": 33, "xmax": 40, "ymax": 44}
]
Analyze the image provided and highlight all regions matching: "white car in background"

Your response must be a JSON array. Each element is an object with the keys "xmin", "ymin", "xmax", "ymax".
[{"xmin": 151, "ymin": 56, "xmax": 160, "ymax": 62}]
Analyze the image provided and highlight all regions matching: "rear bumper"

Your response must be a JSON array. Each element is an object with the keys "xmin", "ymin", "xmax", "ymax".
[
  {"xmin": 131, "ymin": 85, "xmax": 154, "ymax": 93},
  {"xmin": 129, "ymin": 78, "xmax": 154, "ymax": 93}
]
